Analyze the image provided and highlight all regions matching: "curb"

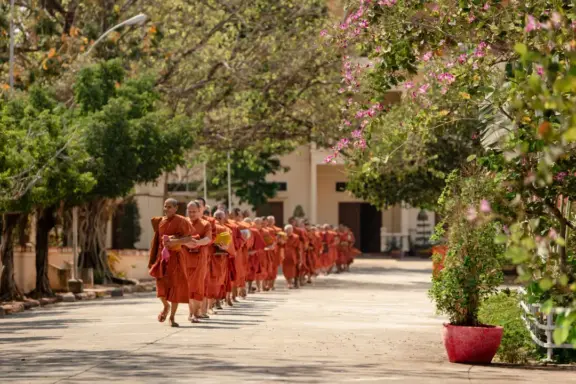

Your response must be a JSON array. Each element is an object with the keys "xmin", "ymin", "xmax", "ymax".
[{"xmin": 0, "ymin": 283, "xmax": 156, "ymax": 317}]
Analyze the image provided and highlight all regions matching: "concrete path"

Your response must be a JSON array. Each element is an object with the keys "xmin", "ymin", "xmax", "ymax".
[{"xmin": 1, "ymin": 258, "xmax": 574, "ymax": 383}]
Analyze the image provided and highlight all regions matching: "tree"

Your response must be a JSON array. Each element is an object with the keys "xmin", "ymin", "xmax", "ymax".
[
  {"xmin": 0, "ymin": 86, "xmax": 94, "ymax": 300},
  {"xmin": 324, "ymin": 0, "xmax": 576, "ymax": 345},
  {"xmin": 72, "ymin": 59, "xmax": 196, "ymax": 278}
]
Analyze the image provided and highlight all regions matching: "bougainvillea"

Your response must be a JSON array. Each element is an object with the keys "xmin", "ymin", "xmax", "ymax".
[{"xmin": 321, "ymin": 0, "xmax": 576, "ymax": 345}]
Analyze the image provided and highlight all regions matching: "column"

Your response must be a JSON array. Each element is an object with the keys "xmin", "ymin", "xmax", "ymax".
[
  {"xmin": 310, "ymin": 160, "xmax": 317, "ymax": 224},
  {"xmin": 400, "ymin": 202, "xmax": 411, "ymax": 253}
]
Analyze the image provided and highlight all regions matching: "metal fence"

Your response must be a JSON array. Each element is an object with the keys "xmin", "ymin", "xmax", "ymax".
[{"xmin": 518, "ymin": 288, "xmax": 575, "ymax": 361}]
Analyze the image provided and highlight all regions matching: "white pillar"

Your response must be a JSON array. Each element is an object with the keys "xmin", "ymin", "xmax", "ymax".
[
  {"xmin": 310, "ymin": 161, "xmax": 317, "ymax": 224},
  {"xmin": 400, "ymin": 203, "xmax": 411, "ymax": 253}
]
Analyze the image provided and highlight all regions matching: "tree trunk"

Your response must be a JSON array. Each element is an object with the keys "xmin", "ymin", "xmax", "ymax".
[
  {"xmin": 32, "ymin": 206, "xmax": 57, "ymax": 298},
  {"xmin": 17, "ymin": 213, "xmax": 29, "ymax": 248},
  {"xmin": 0, "ymin": 213, "xmax": 24, "ymax": 301},
  {"xmin": 78, "ymin": 199, "xmax": 114, "ymax": 283}
]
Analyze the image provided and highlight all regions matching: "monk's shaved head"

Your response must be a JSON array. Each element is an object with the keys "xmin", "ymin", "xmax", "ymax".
[
  {"xmin": 165, "ymin": 198, "xmax": 178, "ymax": 208},
  {"xmin": 214, "ymin": 210, "xmax": 226, "ymax": 220}
]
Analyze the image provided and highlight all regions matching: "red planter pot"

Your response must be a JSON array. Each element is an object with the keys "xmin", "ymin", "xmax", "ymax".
[{"xmin": 443, "ymin": 324, "xmax": 503, "ymax": 364}]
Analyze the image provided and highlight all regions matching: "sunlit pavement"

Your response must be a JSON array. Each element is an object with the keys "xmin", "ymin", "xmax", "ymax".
[{"xmin": 1, "ymin": 258, "xmax": 574, "ymax": 383}]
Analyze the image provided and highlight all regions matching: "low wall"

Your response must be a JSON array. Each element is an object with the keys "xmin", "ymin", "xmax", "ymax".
[
  {"xmin": 10, "ymin": 247, "xmax": 75, "ymax": 293},
  {"xmin": 6, "ymin": 247, "xmax": 151, "ymax": 294},
  {"xmin": 108, "ymin": 250, "xmax": 151, "ymax": 281}
]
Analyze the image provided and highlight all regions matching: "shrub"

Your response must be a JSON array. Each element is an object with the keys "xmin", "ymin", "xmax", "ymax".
[
  {"xmin": 479, "ymin": 290, "xmax": 540, "ymax": 364},
  {"xmin": 429, "ymin": 168, "xmax": 506, "ymax": 326}
]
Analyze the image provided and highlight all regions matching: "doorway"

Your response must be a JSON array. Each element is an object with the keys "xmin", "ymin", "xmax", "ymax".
[
  {"xmin": 338, "ymin": 203, "xmax": 382, "ymax": 253},
  {"xmin": 256, "ymin": 201, "xmax": 285, "ymax": 227}
]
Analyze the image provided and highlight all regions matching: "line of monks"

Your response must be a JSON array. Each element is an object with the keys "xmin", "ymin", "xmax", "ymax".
[{"xmin": 148, "ymin": 198, "xmax": 360, "ymax": 326}]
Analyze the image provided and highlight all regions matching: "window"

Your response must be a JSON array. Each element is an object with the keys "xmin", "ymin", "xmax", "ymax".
[
  {"xmin": 336, "ymin": 182, "xmax": 347, "ymax": 192},
  {"xmin": 277, "ymin": 182, "xmax": 287, "ymax": 192}
]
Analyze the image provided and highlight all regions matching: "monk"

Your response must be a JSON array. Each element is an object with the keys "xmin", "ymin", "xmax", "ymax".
[
  {"xmin": 226, "ymin": 209, "xmax": 246, "ymax": 303},
  {"xmin": 298, "ymin": 220, "xmax": 313, "ymax": 285},
  {"xmin": 282, "ymin": 224, "xmax": 301, "ymax": 289},
  {"xmin": 246, "ymin": 218, "xmax": 266, "ymax": 293},
  {"xmin": 165, "ymin": 200, "xmax": 212, "ymax": 323},
  {"xmin": 346, "ymin": 227, "xmax": 361, "ymax": 271},
  {"xmin": 288, "ymin": 217, "xmax": 306, "ymax": 288},
  {"xmin": 148, "ymin": 198, "xmax": 191, "ymax": 327},
  {"xmin": 208, "ymin": 210, "xmax": 235, "ymax": 310},
  {"xmin": 336, "ymin": 224, "xmax": 350, "ymax": 273},
  {"xmin": 266, "ymin": 216, "xmax": 283, "ymax": 291},
  {"xmin": 255, "ymin": 217, "xmax": 273, "ymax": 292},
  {"xmin": 195, "ymin": 198, "xmax": 219, "ymax": 316}
]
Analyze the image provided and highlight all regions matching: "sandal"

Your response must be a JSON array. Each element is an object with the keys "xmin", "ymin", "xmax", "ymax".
[
  {"xmin": 169, "ymin": 318, "xmax": 179, "ymax": 328},
  {"xmin": 158, "ymin": 307, "xmax": 169, "ymax": 323}
]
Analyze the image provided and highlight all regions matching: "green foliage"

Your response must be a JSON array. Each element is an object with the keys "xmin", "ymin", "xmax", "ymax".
[
  {"xmin": 478, "ymin": 290, "xmax": 540, "ymax": 364},
  {"xmin": 429, "ymin": 169, "xmax": 506, "ymax": 326},
  {"xmin": 293, "ymin": 205, "xmax": 306, "ymax": 218},
  {"xmin": 74, "ymin": 60, "xmax": 196, "ymax": 201}
]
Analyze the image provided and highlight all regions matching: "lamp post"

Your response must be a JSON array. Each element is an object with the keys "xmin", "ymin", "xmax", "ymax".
[
  {"xmin": 203, "ymin": 162, "xmax": 208, "ymax": 202},
  {"xmin": 68, "ymin": 13, "xmax": 148, "ymax": 293},
  {"xmin": 84, "ymin": 13, "xmax": 148, "ymax": 56},
  {"xmin": 227, "ymin": 151, "xmax": 232, "ymax": 212},
  {"xmin": 8, "ymin": 0, "xmax": 15, "ymax": 94}
]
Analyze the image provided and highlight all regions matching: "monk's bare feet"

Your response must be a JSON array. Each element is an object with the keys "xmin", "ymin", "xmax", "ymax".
[
  {"xmin": 215, "ymin": 301, "xmax": 223, "ymax": 310},
  {"xmin": 226, "ymin": 297, "xmax": 234, "ymax": 306},
  {"xmin": 189, "ymin": 315, "xmax": 201, "ymax": 323},
  {"xmin": 158, "ymin": 305, "xmax": 170, "ymax": 323},
  {"xmin": 169, "ymin": 317, "xmax": 179, "ymax": 327}
]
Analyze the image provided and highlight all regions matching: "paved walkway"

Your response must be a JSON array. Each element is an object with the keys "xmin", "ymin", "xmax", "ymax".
[{"xmin": 1, "ymin": 258, "xmax": 574, "ymax": 383}]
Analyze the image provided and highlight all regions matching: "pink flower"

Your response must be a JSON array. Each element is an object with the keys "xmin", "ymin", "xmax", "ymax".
[
  {"xmin": 344, "ymin": 120, "xmax": 352, "ymax": 126},
  {"xmin": 468, "ymin": 14, "xmax": 476, "ymax": 23},
  {"xmin": 480, "ymin": 199, "xmax": 491, "ymax": 213},
  {"xmin": 352, "ymin": 129, "xmax": 363, "ymax": 139},
  {"xmin": 320, "ymin": 30, "xmax": 328, "ymax": 37},
  {"xmin": 551, "ymin": 12, "xmax": 562, "ymax": 28},
  {"xmin": 378, "ymin": 0, "xmax": 397, "ymax": 6},
  {"xmin": 536, "ymin": 66, "xmax": 544, "ymax": 76},
  {"xmin": 338, "ymin": 88, "xmax": 345, "ymax": 93},
  {"xmin": 404, "ymin": 81, "xmax": 414, "ymax": 89},
  {"xmin": 355, "ymin": 139, "xmax": 367, "ymax": 149},
  {"xmin": 440, "ymin": 87, "xmax": 448, "ymax": 94},
  {"xmin": 422, "ymin": 51, "xmax": 433, "ymax": 62},
  {"xmin": 360, "ymin": 119, "xmax": 369, "ymax": 128},
  {"xmin": 549, "ymin": 228, "xmax": 558, "ymax": 240},
  {"xmin": 458, "ymin": 54, "xmax": 467, "ymax": 64},
  {"xmin": 467, "ymin": 207, "xmax": 478, "ymax": 221},
  {"xmin": 525, "ymin": 15, "xmax": 539, "ymax": 32},
  {"xmin": 375, "ymin": 46, "xmax": 382, "ymax": 53},
  {"xmin": 483, "ymin": 2, "xmax": 490, "ymax": 11},
  {"xmin": 418, "ymin": 83, "xmax": 430, "ymax": 94}
]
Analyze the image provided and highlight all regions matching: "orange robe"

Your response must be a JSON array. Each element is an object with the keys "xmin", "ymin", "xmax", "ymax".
[
  {"xmin": 148, "ymin": 215, "xmax": 190, "ymax": 304},
  {"xmin": 328, "ymin": 230, "xmax": 339, "ymax": 267},
  {"xmin": 268, "ymin": 225, "xmax": 283, "ymax": 281},
  {"xmin": 293, "ymin": 227, "xmax": 307, "ymax": 278},
  {"xmin": 257, "ymin": 227, "xmax": 273, "ymax": 281},
  {"xmin": 206, "ymin": 223, "xmax": 234, "ymax": 299},
  {"xmin": 337, "ymin": 231, "xmax": 349, "ymax": 265},
  {"xmin": 282, "ymin": 234, "xmax": 300, "ymax": 280},
  {"xmin": 225, "ymin": 220, "xmax": 243, "ymax": 292},
  {"xmin": 313, "ymin": 231, "xmax": 323, "ymax": 272},
  {"xmin": 180, "ymin": 217, "xmax": 212, "ymax": 301},
  {"xmin": 247, "ymin": 226, "xmax": 266, "ymax": 282},
  {"xmin": 233, "ymin": 220, "xmax": 251, "ymax": 288}
]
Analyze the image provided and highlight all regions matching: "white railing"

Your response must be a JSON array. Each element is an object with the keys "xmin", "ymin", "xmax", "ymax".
[
  {"xmin": 518, "ymin": 288, "xmax": 575, "ymax": 361},
  {"xmin": 379, "ymin": 228, "xmax": 410, "ymax": 254}
]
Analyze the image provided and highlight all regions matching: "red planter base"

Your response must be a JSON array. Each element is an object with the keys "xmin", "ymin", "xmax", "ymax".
[{"xmin": 443, "ymin": 324, "xmax": 503, "ymax": 364}]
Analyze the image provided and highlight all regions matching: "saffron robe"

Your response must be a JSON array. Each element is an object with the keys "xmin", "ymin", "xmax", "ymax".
[
  {"xmin": 149, "ymin": 215, "xmax": 190, "ymax": 304},
  {"xmin": 282, "ymin": 234, "xmax": 301, "ymax": 280},
  {"xmin": 181, "ymin": 217, "xmax": 212, "ymax": 301}
]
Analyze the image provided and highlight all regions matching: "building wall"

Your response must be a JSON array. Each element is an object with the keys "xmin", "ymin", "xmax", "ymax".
[
  {"xmin": 133, "ymin": 181, "xmax": 165, "ymax": 249},
  {"xmin": 316, "ymin": 164, "xmax": 363, "ymax": 225},
  {"xmin": 267, "ymin": 145, "xmax": 312, "ymax": 221}
]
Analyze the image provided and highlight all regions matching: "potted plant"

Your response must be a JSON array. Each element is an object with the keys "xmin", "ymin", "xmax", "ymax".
[{"xmin": 429, "ymin": 169, "xmax": 506, "ymax": 364}]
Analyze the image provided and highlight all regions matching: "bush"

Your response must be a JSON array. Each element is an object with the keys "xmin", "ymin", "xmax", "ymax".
[
  {"xmin": 429, "ymin": 168, "xmax": 506, "ymax": 326},
  {"xmin": 479, "ymin": 290, "xmax": 540, "ymax": 364}
]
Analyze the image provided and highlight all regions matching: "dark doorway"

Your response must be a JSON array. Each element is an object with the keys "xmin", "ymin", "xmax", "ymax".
[
  {"xmin": 256, "ymin": 201, "xmax": 284, "ymax": 227},
  {"xmin": 338, "ymin": 203, "xmax": 381, "ymax": 253},
  {"xmin": 177, "ymin": 202, "xmax": 187, "ymax": 216}
]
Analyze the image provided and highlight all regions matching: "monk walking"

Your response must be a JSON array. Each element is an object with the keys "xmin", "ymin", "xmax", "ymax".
[
  {"xmin": 266, "ymin": 216, "xmax": 283, "ymax": 290},
  {"xmin": 209, "ymin": 210, "xmax": 235, "ymax": 309},
  {"xmin": 282, "ymin": 224, "xmax": 301, "ymax": 289},
  {"xmin": 148, "ymin": 198, "xmax": 191, "ymax": 327},
  {"xmin": 165, "ymin": 200, "xmax": 212, "ymax": 323}
]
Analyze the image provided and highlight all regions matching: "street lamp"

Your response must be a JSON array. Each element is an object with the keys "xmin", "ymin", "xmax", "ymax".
[
  {"xmin": 8, "ymin": 0, "xmax": 15, "ymax": 94},
  {"xmin": 84, "ymin": 13, "xmax": 148, "ymax": 56},
  {"xmin": 227, "ymin": 152, "xmax": 232, "ymax": 212}
]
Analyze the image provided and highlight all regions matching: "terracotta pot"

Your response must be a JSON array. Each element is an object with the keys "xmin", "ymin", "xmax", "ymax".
[{"xmin": 443, "ymin": 324, "xmax": 503, "ymax": 364}]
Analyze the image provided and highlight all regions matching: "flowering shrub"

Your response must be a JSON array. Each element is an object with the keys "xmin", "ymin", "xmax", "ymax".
[{"xmin": 322, "ymin": 0, "xmax": 576, "ymax": 344}]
